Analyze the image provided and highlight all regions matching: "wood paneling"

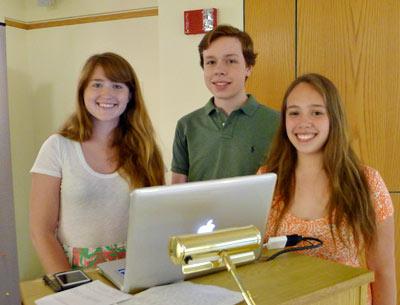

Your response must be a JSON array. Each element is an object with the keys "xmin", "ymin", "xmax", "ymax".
[
  {"xmin": 246, "ymin": 0, "xmax": 399, "ymax": 302},
  {"xmin": 4, "ymin": 18, "xmax": 29, "ymax": 30},
  {"xmin": 393, "ymin": 193, "xmax": 400, "ymax": 305},
  {"xmin": 297, "ymin": 0, "xmax": 400, "ymax": 190},
  {"xmin": 245, "ymin": 0, "xmax": 295, "ymax": 110}
]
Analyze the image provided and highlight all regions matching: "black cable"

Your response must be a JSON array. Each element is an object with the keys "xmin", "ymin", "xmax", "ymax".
[{"xmin": 261, "ymin": 236, "xmax": 323, "ymax": 262}]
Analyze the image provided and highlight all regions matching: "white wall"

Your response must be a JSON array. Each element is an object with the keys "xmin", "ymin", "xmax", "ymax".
[{"xmin": 5, "ymin": 0, "xmax": 244, "ymax": 280}]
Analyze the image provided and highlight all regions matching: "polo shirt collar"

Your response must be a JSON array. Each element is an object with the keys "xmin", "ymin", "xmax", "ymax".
[
  {"xmin": 240, "ymin": 95, "xmax": 258, "ymax": 116},
  {"xmin": 204, "ymin": 95, "xmax": 259, "ymax": 116},
  {"xmin": 204, "ymin": 98, "xmax": 216, "ymax": 115}
]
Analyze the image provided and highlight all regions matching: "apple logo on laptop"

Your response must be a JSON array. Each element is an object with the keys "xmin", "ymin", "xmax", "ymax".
[{"xmin": 197, "ymin": 219, "xmax": 216, "ymax": 234}]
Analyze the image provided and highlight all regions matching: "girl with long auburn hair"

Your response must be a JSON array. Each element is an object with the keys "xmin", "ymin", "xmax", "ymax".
[
  {"xmin": 259, "ymin": 73, "xmax": 395, "ymax": 305},
  {"xmin": 30, "ymin": 52, "xmax": 165, "ymax": 274}
]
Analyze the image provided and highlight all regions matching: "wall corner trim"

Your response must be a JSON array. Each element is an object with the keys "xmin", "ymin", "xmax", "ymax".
[{"xmin": 5, "ymin": 7, "xmax": 158, "ymax": 30}]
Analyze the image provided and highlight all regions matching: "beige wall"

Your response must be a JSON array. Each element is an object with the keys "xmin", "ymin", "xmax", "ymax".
[
  {"xmin": 0, "ymin": 0, "xmax": 25, "ymax": 21},
  {"xmin": 2, "ymin": 0, "xmax": 34, "ymax": 282},
  {"xmin": 24, "ymin": 0, "xmax": 157, "ymax": 21},
  {"xmin": 26, "ymin": 17, "xmax": 160, "ymax": 150},
  {"xmin": 18, "ymin": 17, "xmax": 159, "ymax": 280},
  {"xmin": 4, "ymin": 0, "xmax": 244, "ymax": 280},
  {"xmin": 6, "ymin": 25, "xmax": 37, "ymax": 280}
]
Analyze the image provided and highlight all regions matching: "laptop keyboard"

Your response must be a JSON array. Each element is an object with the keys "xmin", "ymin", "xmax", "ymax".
[{"xmin": 117, "ymin": 268, "xmax": 126, "ymax": 276}]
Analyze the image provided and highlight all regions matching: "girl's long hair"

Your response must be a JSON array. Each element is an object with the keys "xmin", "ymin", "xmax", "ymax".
[
  {"xmin": 265, "ymin": 73, "xmax": 376, "ymax": 248},
  {"xmin": 59, "ymin": 52, "xmax": 165, "ymax": 188}
]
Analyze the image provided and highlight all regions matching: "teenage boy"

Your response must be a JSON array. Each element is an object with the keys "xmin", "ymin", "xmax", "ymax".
[{"xmin": 171, "ymin": 25, "xmax": 279, "ymax": 183}]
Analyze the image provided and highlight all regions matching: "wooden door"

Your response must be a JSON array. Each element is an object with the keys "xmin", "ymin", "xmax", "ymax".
[
  {"xmin": 394, "ymin": 194, "xmax": 400, "ymax": 303},
  {"xmin": 245, "ymin": 1, "xmax": 400, "ymax": 303},
  {"xmin": 297, "ymin": 4, "xmax": 400, "ymax": 299},
  {"xmin": 246, "ymin": 0, "xmax": 400, "ymax": 190},
  {"xmin": 297, "ymin": 0, "xmax": 400, "ymax": 191},
  {"xmin": 245, "ymin": 0, "xmax": 295, "ymax": 110}
]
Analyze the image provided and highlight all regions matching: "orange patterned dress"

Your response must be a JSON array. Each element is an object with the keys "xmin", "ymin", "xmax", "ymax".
[{"xmin": 259, "ymin": 166, "xmax": 393, "ymax": 267}]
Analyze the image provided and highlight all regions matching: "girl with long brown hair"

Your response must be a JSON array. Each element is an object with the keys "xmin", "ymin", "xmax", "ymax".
[
  {"xmin": 30, "ymin": 52, "xmax": 165, "ymax": 274},
  {"xmin": 259, "ymin": 73, "xmax": 395, "ymax": 305}
]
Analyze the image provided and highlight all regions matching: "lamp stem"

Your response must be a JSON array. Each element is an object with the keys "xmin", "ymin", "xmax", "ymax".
[{"xmin": 220, "ymin": 251, "xmax": 256, "ymax": 305}]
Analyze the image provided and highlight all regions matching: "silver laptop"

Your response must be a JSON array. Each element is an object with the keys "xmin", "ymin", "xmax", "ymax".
[{"xmin": 98, "ymin": 173, "xmax": 277, "ymax": 293}]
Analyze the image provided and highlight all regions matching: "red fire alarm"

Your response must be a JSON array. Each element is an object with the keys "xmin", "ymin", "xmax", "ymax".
[{"xmin": 184, "ymin": 8, "xmax": 218, "ymax": 35}]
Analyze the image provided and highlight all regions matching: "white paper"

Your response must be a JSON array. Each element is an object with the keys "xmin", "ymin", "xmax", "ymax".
[
  {"xmin": 120, "ymin": 281, "xmax": 243, "ymax": 305},
  {"xmin": 35, "ymin": 280, "xmax": 133, "ymax": 305}
]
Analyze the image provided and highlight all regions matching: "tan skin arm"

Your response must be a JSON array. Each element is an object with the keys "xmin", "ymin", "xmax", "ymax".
[
  {"xmin": 171, "ymin": 172, "xmax": 188, "ymax": 184},
  {"xmin": 30, "ymin": 173, "xmax": 70, "ymax": 274},
  {"xmin": 366, "ymin": 215, "xmax": 396, "ymax": 305}
]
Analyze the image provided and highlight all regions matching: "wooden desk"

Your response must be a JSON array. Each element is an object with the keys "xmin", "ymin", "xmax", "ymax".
[{"xmin": 20, "ymin": 253, "xmax": 373, "ymax": 305}]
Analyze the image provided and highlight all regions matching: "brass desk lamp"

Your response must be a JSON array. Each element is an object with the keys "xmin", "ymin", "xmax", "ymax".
[{"xmin": 169, "ymin": 225, "xmax": 261, "ymax": 305}]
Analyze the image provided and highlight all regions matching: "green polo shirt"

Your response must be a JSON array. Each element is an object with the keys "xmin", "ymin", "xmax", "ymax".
[{"xmin": 171, "ymin": 95, "xmax": 280, "ymax": 182}]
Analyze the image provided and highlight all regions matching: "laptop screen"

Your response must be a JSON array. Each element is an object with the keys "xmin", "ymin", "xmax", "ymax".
[{"xmin": 123, "ymin": 174, "xmax": 277, "ymax": 292}]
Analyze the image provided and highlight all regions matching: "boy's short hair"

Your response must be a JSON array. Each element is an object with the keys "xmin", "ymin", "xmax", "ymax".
[{"xmin": 198, "ymin": 24, "xmax": 257, "ymax": 68}]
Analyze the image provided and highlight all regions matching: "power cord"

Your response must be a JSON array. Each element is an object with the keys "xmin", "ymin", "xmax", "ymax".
[{"xmin": 261, "ymin": 234, "xmax": 323, "ymax": 261}]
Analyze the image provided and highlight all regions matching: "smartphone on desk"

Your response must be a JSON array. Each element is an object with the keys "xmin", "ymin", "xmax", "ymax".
[{"xmin": 43, "ymin": 269, "xmax": 92, "ymax": 292}]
